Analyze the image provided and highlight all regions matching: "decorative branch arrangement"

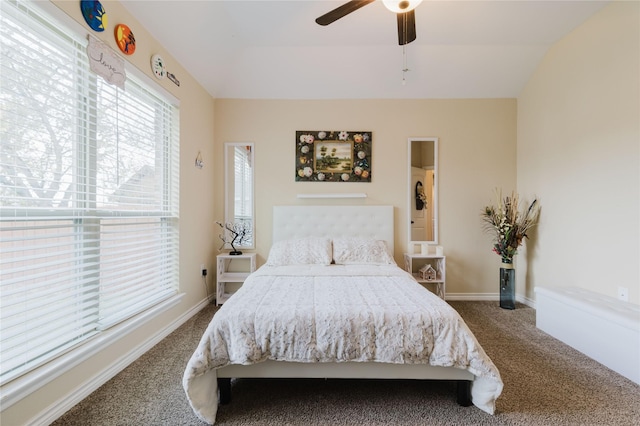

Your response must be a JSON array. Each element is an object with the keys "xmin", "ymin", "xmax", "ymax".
[
  {"xmin": 482, "ymin": 189, "xmax": 541, "ymax": 265},
  {"xmin": 216, "ymin": 221, "xmax": 249, "ymax": 255}
]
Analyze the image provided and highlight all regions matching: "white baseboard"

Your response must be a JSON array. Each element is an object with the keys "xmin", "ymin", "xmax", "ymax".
[
  {"xmin": 518, "ymin": 294, "xmax": 536, "ymax": 308},
  {"xmin": 25, "ymin": 297, "xmax": 211, "ymax": 426},
  {"xmin": 445, "ymin": 292, "xmax": 498, "ymax": 301},
  {"xmin": 446, "ymin": 293, "xmax": 536, "ymax": 308}
]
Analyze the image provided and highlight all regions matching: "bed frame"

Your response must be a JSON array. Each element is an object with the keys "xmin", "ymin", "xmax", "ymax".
[{"xmin": 217, "ymin": 205, "xmax": 473, "ymax": 406}]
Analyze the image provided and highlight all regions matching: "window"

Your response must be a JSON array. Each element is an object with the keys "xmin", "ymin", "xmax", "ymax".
[
  {"xmin": 0, "ymin": 0, "xmax": 180, "ymax": 384},
  {"xmin": 233, "ymin": 145, "xmax": 253, "ymax": 245}
]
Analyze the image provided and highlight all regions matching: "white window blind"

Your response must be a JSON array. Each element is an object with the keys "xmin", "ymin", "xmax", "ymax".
[
  {"xmin": 0, "ymin": 0, "xmax": 180, "ymax": 384},
  {"xmin": 233, "ymin": 146, "xmax": 253, "ymax": 245}
]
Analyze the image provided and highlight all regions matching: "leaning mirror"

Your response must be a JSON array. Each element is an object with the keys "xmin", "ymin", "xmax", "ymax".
[
  {"xmin": 408, "ymin": 137, "xmax": 438, "ymax": 244},
  {"xmin": 224, "ymin": 142, "xmax": 255, "ymax": 250}
]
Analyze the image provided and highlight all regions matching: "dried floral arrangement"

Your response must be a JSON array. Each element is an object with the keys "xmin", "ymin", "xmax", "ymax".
[{"xmin": 482, "ymin": 189, "xmax": 541, "ymax": 264}]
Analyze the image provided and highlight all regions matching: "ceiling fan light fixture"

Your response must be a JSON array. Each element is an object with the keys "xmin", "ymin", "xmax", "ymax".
[{"xmin": 382, "ymin": 0, "xmax": 423, "ymax": 14}]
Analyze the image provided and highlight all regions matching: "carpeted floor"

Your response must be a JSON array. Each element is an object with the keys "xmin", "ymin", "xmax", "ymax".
[{"xmin": 52, "ymin": 301, "xmax": 640, "ymax": 425}]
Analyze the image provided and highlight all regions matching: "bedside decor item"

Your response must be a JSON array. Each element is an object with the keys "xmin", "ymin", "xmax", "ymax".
[
  {"xmin": 419, "ymin": 264, "xmax": 437, "ymax": 281},
  {"xmin": 217, "ymin": 221, "xmax": 250, "ymax": 255},
  {"xmin": 295, "ymin": 130, "xmax": 371, "ymax": 182},
  {"xmin": 482, "ymin": 189, "xmax": 540, "ymax": 309}
]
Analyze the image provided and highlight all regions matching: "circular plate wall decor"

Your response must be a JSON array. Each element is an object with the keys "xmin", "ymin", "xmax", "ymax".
[
  {"xmin": 115, "ymin": 24, "xmax": 136, "ymax": 55},
  {"xmin": 80, "ymin": 0, "xmax": 108, "ymax": 32},
  {"xmin": 151, "ymin": 53, "xmax": 166, "ymax": 79}
]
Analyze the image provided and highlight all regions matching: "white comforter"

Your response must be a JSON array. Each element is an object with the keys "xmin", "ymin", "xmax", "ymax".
[{"xmin": 183, "ymin": 265, "xmax": 503, "ymax": 424}]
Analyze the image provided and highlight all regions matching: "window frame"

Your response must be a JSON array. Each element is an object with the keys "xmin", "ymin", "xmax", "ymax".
[{"xmin": 0, "ymin": 0, "xmax": 182, "ymax": 405}]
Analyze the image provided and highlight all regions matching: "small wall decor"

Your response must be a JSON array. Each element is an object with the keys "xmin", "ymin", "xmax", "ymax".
[
  {"xmin": 167, "ymin": 71, "xmax": 180, "ymax": 87},
  {"xmin": 295, "ymin": 131, "xmax": 372, "ymax": 182},
  {"xmin": 80, "ymin": 0, "xmax": 107, "ymax": 32},
  {"xmin": 415, "ymin": 180, "xmax": 426, "ymax": 210},
  {"xmin": 150, "ymin": 53, "xmax": 166, "ymax": 79},
  {"xmin": 86, "ymin": 35, "xmax": 126, "ymax": 89},
  {"xmin": 195, "ymin": 151, "xmax": 204, "ymax": 169},
  {"xmin": 114, "ymin": 23, "xmax": 135, "ymax": 55}
]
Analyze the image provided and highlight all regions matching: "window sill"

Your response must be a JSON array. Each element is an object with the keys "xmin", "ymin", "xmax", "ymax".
[{"xmin": 1, "ymin": 293, "xmax": 184, "ymax": 410}]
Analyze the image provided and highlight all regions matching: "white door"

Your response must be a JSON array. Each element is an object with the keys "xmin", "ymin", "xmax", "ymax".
[
  {"xmin": 411, "ymin": 167, "xmax": 429, "ymax": 241},
  {"xmin": 425, "ymin": 169, "xmax": 434, "ymax": 241}
]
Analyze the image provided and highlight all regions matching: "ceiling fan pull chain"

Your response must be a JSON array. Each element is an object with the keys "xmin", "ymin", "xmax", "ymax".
[{"xmin": 402, "ymin": 44, "xmax": 409, "ymax": 85}]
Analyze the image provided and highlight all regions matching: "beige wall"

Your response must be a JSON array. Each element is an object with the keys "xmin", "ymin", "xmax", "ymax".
[
  {"xmin": 214, "ymin": 98, "xmax": 517, "ymax": 296},
  {"xmin": 517, "ymin": 1, "xmax": 639, "ymax": 303},
  {"xmin": 8, "ymin": 1, "xmax": 637, "ymax": 424},
  {"xmin": 1, "ymin": 1, "xmax": 217, "ymax": 425}
]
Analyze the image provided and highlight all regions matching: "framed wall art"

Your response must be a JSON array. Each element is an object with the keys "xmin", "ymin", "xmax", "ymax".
[{"xmin": 295, "ymin": 130, "xmax": 372, "ymax": 182}]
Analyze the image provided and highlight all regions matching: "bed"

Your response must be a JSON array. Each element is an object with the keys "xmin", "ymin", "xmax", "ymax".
[{"xmin": 183, "ymin": 205, "xmax": 503, "ymax": 424}]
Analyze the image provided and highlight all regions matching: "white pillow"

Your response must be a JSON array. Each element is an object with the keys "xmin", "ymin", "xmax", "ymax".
[
  {"xmin": 332, "ymin": 238, "xmax": 396, "ymax": 265},
  {"xmin": 266, "ymin": 237, "xmax": 332, "ymax": 266}
]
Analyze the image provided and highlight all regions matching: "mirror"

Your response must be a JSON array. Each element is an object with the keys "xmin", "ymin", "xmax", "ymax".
[
  {"xmin": 224, "ymin": 142, "xmax": 254, "ymax": 249},
  {"xmin": 408, "ymin": 137, "xmax": 438, "ymax": 244}
]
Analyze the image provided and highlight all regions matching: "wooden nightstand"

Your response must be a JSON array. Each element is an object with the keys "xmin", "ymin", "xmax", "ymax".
[
  {"xmin": 216, "ymin": 253, "xmax": 256, "ymax": 305},
  {"xmin": 403, "ymin": 253, "xmax": 446, "ymax": 299}
]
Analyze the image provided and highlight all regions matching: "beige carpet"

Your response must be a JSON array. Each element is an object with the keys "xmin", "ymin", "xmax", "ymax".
[{"xmin": 52, "ymin": 301, "xmax": 640, "ymax": 425}]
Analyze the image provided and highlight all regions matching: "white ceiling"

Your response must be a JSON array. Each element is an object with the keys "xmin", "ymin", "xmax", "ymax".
[{"xmin": 120, "ymin": 0, "xmax": 609, "ymax": 99}]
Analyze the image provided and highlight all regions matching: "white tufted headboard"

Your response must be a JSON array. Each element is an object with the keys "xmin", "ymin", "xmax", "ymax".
[{"xmin": 273, "ymin": 205, "xmax": 394, "ymax": 254}]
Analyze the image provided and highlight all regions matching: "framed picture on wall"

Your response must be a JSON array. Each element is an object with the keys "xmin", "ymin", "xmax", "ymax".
[{"xmin": 295, "ymin": 130, "xmax": 372, "ymax": 182}]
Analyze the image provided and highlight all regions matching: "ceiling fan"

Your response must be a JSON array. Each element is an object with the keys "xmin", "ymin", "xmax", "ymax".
[{"xmin": 315, "ymin": 0, "xmax": 423, "ymax": 45}]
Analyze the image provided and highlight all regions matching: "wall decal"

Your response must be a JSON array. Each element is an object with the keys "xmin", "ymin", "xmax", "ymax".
[
  {"xmin": 87, "ymin": 35, "xmax": 126, "ymax": 89},
  {"xmin": 114, "ymin": 23, "xmax": 135, "ymax": 55},
  {"xmin": 151, "ymin": 53, "xmax": 166, "ymax": 79},
  {"xmin": 295, "ymin": 131, "xmax": 372, "ymax": 182},
  {"xmin": 80, "ymin": 0, "xmax": 107, "ymax": 32},
  {"xmin": 167, "ymin": 71, "xmax": 180, "ymax": 87}
]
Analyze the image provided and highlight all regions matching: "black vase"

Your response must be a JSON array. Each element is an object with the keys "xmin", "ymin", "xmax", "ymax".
[{"xmin": 499, "ymin": 265, "xmax": 515, "ymax": 310}]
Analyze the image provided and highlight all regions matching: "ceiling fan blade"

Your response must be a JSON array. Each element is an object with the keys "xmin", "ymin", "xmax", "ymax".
[
  {"xmin": 316, "ymin": 0, "xmax": 375, "ymax": 26},
  {"xmin": 397, "ymin": 9, "xmax": 417, "ymax": 45}
]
